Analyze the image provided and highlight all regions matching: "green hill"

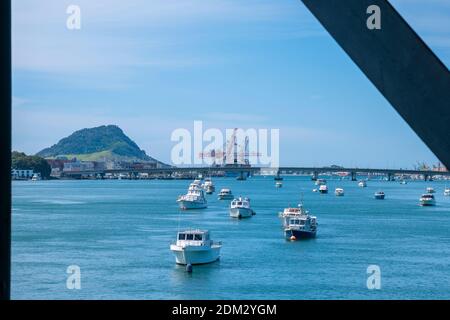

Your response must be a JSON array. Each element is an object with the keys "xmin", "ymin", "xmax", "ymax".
[{"xmin": 37, "ymin": 125, "xmax": 164, "ymax": 164}]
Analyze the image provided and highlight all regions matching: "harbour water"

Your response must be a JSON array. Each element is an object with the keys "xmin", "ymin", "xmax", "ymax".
[{"xmin": 11, "ymin": 176, "xmax": 450, "ymax": 299}]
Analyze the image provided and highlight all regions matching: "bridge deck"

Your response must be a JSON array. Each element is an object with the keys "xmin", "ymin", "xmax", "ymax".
[{"xmin": 62, "ymin": 166, "xmax": 450, "ymax": 177}]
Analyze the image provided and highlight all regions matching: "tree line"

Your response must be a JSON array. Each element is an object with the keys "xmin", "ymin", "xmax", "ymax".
[{"xmin": 11, "ymin": 151, "xmax": 51, "ymax": 178}]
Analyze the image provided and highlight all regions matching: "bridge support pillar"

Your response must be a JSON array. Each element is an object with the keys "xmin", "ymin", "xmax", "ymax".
[
  {"xmin": 311, "ymin": 171, "xmax": 318, "ymax": 181},
  {"xmin": 351, "ymin": 172, "xmax": 357, "ymax": 181},
  {"xmin": 387, "ymin": 173, "xmax": 392, "ymax": 181}
]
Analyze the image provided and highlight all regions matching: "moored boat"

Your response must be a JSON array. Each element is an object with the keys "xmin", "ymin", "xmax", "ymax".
[
  {"xmin": 420, "ymin": 193, "xmax": 436, "ymax": 206},
  {"xmin": 426, "ymin": 187, "xmax": 435, "ymax": 194},
  {"xmin": 444, "ymin": 187, "xmax": 450, "ymax": 196},
  {"xmin": 315, "ymin": 178, "xmax": 326, "ymax": 186},
  {"xmin": 319, "ymin": 185, "xmax": 328, "ymax": 194},
  {"xmin": 275, "ymin": 181, "xmax": 283, "ymax": 188},
  {"xmin": 229, "ymin": 197, "xmax": 255, "ymax": 218},
  {"xmin": 335, "ymin": 188, "xmax": 344, "ymax": 196},
  {"xmin": 203, "ymin": 178, "xmax": 215, "ymax": 194},
  {"xmin": 177, "ymin": 182, "xmax": 207, "ymax": 210},
  {"xmin": 279, "ymin": 203, "xmax": 311, "ymax": 227},
  {"xmin": 284, "ymin": 211, "xmax": 317, "ymax": 240},
  {"xmin": 218, "ymin": 188, "xmax": 234, "ymax": 200},
  {"xmin": 358, "ymin": 180, "xmax": 367, "ymax": 188},
  {"xmin": 170, "ymin": 230, "xmax": 221, "ymax": 265},
  {"xmin": 374, "ymin": 191, "xmax": 385, "ymax": 200}
]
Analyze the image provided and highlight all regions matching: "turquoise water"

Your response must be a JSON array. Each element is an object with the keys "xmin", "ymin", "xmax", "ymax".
[{"xmin": 11, "ymin": 176, "xmax": 450, "ymax": 299}]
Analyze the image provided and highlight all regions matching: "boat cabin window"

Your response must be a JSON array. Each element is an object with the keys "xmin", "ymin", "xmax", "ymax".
[
  {"xmin": 291, "ymin": 219, "xmax": 306, "ymax": 225},
  {"xmin": 186, "ymin": 234, "xmax": 194, "ymax": 240},
  {"xmin": 237, "ymin": 202, "xmax": 242, "ymax": 206},
  {"xmin": 194, "ymin": 234, "xmax": 202, "ymax": 241},
  {"xmin": 178, "ymin": 233, "xmax": 186, "ymax": 240}
]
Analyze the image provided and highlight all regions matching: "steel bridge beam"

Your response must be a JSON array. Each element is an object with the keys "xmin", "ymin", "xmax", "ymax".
[
  {"xmin": 0, "ymin": 0, "xmax": 11, "ymax": 301},
  {"xmin": 300, "ymin": 0, "xmax": 450, "ymax": 168}
]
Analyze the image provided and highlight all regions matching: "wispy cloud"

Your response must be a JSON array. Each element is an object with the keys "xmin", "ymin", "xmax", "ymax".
[{"xmin": 12, "ymin": 0, "xmax": 321, "ymax": 75}]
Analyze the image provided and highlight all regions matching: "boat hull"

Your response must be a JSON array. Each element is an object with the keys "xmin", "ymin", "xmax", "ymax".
[
  {"xmin": 285, "ymin": 228, "xmax": 316, "ymax": 240},
  {"xmin": 420, "ymin": 199, "xmax": 436, "ymax": 206},
  {"xmin": 177, "ymin": 200, "xmax": 207, "ymax": 210},
  {"xmin": 374, "ymin": 194, "xmax": 385, "ymax": 200},
  {"xmin": 229, "ymin": 207, "xmax": 254, "ymax": 219},
  {"xmin": 218, "ymin": 195, "xmax": 234, "ymax": 200},
  {"xmin": 170, "ymin": 245, "xmax": 221, "ymax": 265}
]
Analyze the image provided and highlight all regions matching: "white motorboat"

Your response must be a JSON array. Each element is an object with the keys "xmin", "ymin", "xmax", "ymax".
[
  {"xmin": 358, "ymin": 180, "xmax": 367, "ymax": 188},
  {"xmin": 275, "ymin": 181, "xmax": 283, "ymax": 188},
  {"xmin": 426, "ymin": 187, "xmax": 435, "ymax": 194},
  {"xmin": 335, "ymin": 188, "xmax": 344, "ymax": 196},
  {"xmin": 218, "ymin": 188, "xmax": 234, "ymax": 200},
  {"xmin": 444, "ymin": 188, "xmax": 450, "ymax": 196},
  {"xmin": 284, "ymin": 215, "xmax": 317, "ymax": 240},
  {"xmin": 192, "ymin": 179, "xmax": 203, "ymax": 187},
  {"xmin": 229, "ymin": 197, "xmax": 255, "ymax": 219},
  {"xmin": 374, "ymin": 191, "xmax": 385, "ymax": 200},
  {"xmin": 170, "ymin": 230, "xmax": 221, "ymax": 265},
  {"xmin": 315, "ymin": 179, "xmax": 327, "ymax": 186},
  {"xmin": 279, "ymin": 203, "xmax": 317, "ymax": 240},
  {"xmin": 318, "ymin": 185, "xmax": 328, "ymax": 194},
  {"xmin": 420, "ymin": 193, "xmax": 436, "ymax": 206},
  {"xmin": 177, "ymin": 182, "xmax": 207, "ymax": 210},
  {"xmin": 279, "ymin": 203, "xmax": 310, "ymax": 227},
  {"xmin": 203, "ymin": 178, "xmax": 215, "ymax": 194},
  {"xmin": 31, "ymin": 173, "xmax": 41, "ymax": 181}
]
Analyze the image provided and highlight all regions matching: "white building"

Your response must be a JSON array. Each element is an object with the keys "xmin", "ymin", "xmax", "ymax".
[{"xmin": 12, "ymin": 169, "xmax": 34, "ymax": 180}]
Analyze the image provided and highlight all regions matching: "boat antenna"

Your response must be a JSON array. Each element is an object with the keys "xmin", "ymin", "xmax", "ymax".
[
  {"xmin": 176, "ymin": 194, "xmax": 182, "ymax": 233},
  {"xmin": 299, "ymin": 192, "xmax": 304, "ymax": 207},
  {"xmin": 177, "ymin": 207, "xmax": 181, "ymax": 233}
]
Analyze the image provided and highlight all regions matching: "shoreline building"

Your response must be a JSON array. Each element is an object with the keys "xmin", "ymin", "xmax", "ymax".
[{"xmin": 11, "ymin": 169, "xmax": 34, "ymax": 180}]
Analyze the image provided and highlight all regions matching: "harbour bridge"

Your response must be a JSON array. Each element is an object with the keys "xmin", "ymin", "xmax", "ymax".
[{"xmin": 61, "ymin": 166, "xmax": 450, "ymax": 181}]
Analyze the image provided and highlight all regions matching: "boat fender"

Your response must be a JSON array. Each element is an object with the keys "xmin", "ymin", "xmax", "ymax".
[
  {"xmin": 186, "ymin": 264, "xmax": 193, "ymax": 273},
  {"xmin": 290, "ymin": 235, "xmax": 296, "ymax": 241}
]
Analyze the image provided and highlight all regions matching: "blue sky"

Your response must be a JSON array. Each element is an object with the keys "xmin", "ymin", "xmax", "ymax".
[{"xmin": 12, "ymin": 0, "xmax": 450, "ymax": 168}]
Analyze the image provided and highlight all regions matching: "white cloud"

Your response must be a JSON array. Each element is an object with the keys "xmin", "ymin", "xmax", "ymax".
[{"xmin": 12, "ymin": 0, "xmax": 320, "ymax": 74}]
